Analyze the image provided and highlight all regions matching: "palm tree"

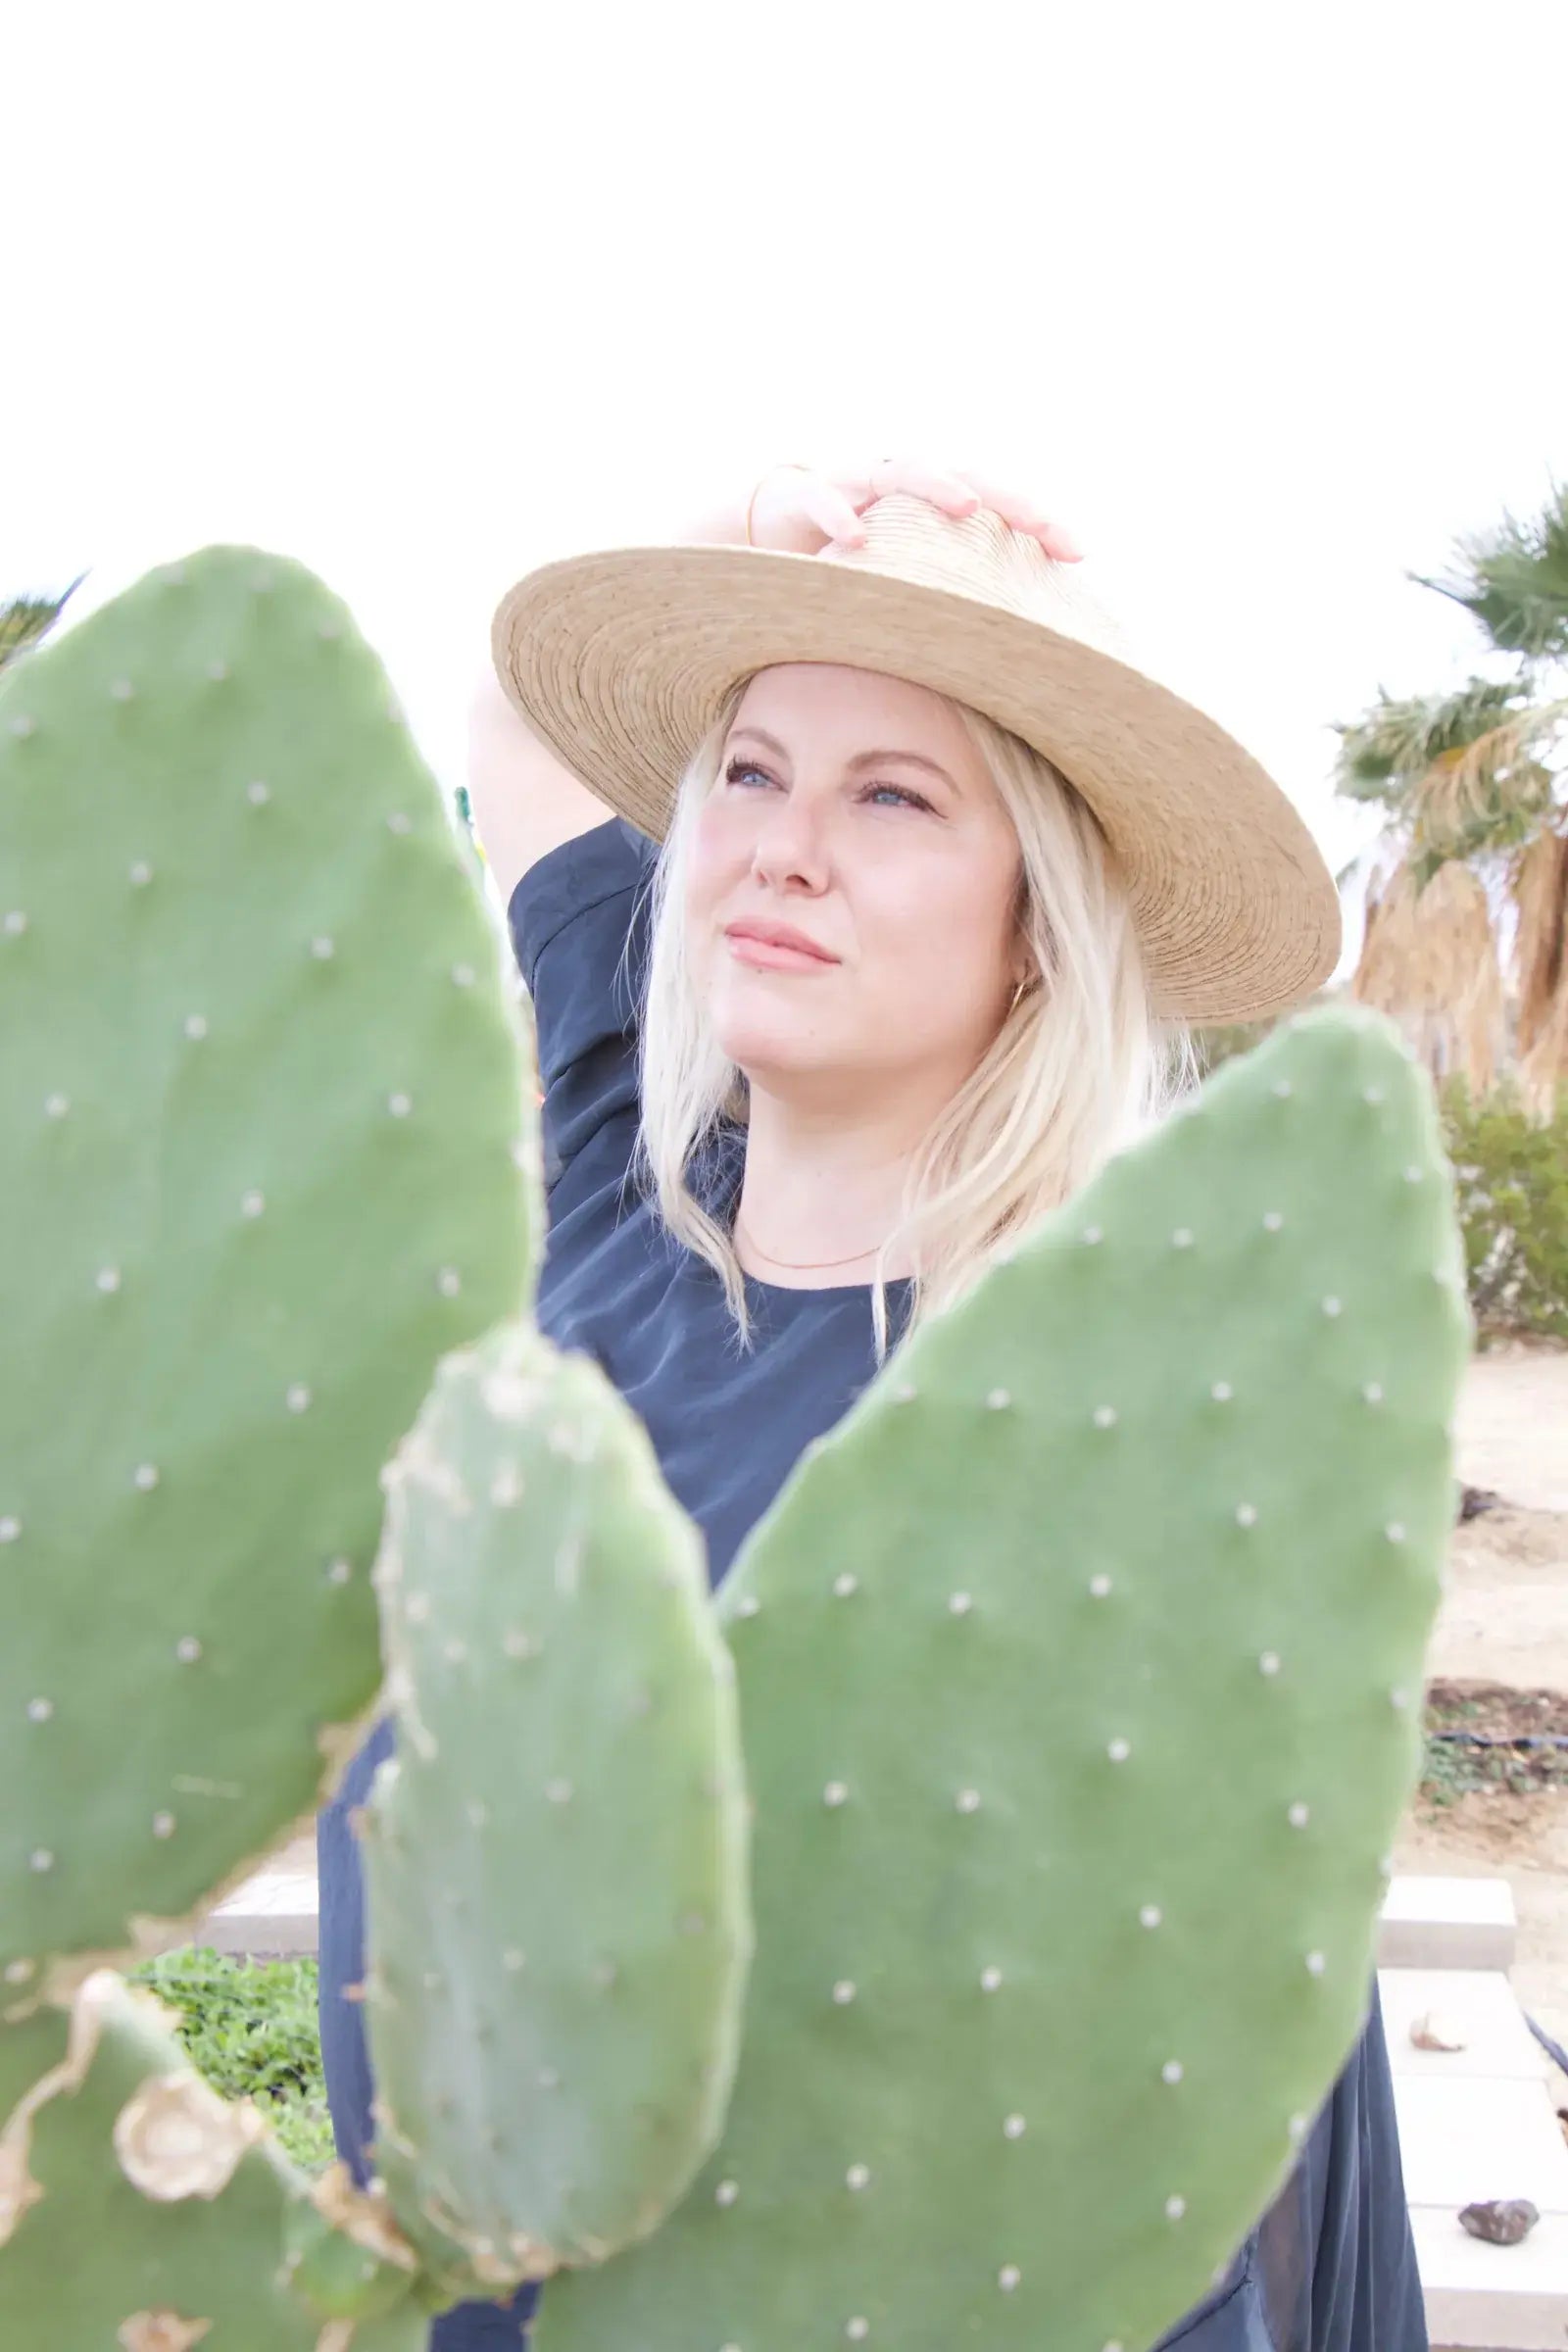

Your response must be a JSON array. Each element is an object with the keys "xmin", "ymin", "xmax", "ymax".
[
  {"xmin": 0, "ymin": 579, "xmax": 82, "ymax": 675},
  {"xmin": 1333, "ymin": 479, "xmax": 1568, "ymax": 1115}
]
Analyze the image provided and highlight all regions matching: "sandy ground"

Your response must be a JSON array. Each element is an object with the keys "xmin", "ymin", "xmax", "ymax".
[{"xmin": 1394, "ymin": 1339, "xmax": 1568, "ymax": 2089}]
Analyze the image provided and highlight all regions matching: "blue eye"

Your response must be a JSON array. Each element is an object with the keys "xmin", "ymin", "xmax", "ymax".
[{"xmin": 722, "ymin": 757, "xmax": 931, "ymax": 812}]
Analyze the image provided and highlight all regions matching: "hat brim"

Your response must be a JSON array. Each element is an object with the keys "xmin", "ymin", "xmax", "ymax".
[{"xmin": 492, "ymin": 542, "xmax": 1342, "ymax": 1025}]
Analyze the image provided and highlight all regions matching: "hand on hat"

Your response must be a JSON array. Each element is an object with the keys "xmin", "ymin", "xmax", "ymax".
[{"xmin": 748, "ymin": 458, "xmax": 1084, "ymax": 564}]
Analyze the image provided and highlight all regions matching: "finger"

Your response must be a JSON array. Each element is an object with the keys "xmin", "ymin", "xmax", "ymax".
[
  {"xmin": 800, "ymin": 476, "xmax": 866, "ymax": 545},
  {"xmin": 953, "ymin": 469, "xmax": 1084, "ymax": 560},
  {"xmin": 884, "ymin": 459, "xmax": 982, "ymax": 516}
]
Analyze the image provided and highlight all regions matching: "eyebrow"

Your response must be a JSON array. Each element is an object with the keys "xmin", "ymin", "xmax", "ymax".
[{"xmin": 727, "ymin": 724, "xmax": 961, "ymax": 795}]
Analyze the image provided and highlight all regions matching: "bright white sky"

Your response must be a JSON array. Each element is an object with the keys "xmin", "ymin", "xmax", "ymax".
[{"xmin": 9, "ymin": 1, "xmax": 1565, "ymax": 982}]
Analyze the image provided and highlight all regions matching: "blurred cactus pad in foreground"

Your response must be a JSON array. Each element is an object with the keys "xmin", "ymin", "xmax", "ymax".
[{"xmin": 0, "ymin": 549, "xmax": 1470, "ymax": 2352}]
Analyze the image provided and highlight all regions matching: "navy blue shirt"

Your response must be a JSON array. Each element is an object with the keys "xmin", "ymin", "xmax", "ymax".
[{"xmin": 317, "ymin": 818, "xmax": 1428, "ymax": 2352}]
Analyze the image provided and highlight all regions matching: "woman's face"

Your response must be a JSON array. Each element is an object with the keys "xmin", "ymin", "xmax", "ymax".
[{"xmin": 685, "ymin": 663, "xmax": 1027, "ymax": 1105}]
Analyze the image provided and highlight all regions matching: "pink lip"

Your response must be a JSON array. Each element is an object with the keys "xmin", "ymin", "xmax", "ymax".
[{"xmin": 724, "ymin": 922, "xmax": 838, "ymax": 968}]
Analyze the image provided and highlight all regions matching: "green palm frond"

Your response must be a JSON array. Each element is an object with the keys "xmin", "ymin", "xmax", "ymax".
[
  {"xmin": 0, "ymin": 575, "xmax": 84, "ymax": 674},
  {"xmin": 1407, "ymin": 475, "xmax": 1568, "ymax": 666}
]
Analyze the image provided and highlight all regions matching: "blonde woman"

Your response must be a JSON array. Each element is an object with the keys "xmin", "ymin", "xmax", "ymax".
[{"xmin": 318, "ymin": 458, "xmax": 1424, "ymax": 2352}]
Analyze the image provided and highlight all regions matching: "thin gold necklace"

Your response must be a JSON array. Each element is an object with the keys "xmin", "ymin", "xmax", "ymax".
[{"xmin": 732, "ymin": 1215, "xmax": 888, "ymax": 1273}]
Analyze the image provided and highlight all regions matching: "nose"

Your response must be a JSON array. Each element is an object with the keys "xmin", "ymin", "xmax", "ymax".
[{"xmin": 747, "ymin": 787, "xmax": 830, "ymax": 890}]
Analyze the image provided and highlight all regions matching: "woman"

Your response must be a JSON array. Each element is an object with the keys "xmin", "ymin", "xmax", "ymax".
[{"xmin": 318, "ymin": 457, "xmax": 1428, "ymax": 2351}]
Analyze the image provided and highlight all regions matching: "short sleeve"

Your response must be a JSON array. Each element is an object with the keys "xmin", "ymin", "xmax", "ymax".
[{"xmin": 507, "ymin": 815, "xmax": 659, "ymax": 1195}]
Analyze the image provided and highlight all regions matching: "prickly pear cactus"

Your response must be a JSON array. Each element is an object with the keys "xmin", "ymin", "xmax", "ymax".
[
  {"xmin": 0, "ymin": 545, "xmax": 540, "ymax": 2340},
  {"xmin": 529, "ymin": 1007, "xmax": 1469, "ymax": 2352},
  {"xmin": 356, "ymin": 1326, "xmax": 751, "ymax": 2303}
]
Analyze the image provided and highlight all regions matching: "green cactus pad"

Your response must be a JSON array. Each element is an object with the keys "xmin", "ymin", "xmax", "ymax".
[
  {"xmin": 358, "ymin": 1321, "xmax": 752, "ymax": 2303},
  {"xmin": 0, "ymin": 1969, "xmax": 429, "ymax": 2349},
  {"xmin": 533, "ymin": 1006, "xmax": 1469, "ymax": 2352},
  {"xmin": 0, "ymin": 548, "xmax": 534, "ymax": 2010}
]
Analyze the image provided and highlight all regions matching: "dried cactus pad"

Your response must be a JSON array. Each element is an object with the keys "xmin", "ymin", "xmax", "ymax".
[
  {"xmin": 357, "ymin": 1322, "xmax": 752, "ymax": 2306},
  {"xmin": 0, "ymin": 548, "xmax": 534, "ymax": 2009},
  {"xmin": 534, "ymin": 1005, "xmax": 1470, "ymax": 2352},
  {"xmin": 0, "ymin": 1971, "xmax": 428, "ymax": 2349}
]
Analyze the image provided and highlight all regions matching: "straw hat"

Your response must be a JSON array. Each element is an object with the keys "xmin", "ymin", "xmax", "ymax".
[{"xmin": 491, "ymin": 493, "xmax": 1341, "ymax": 1024}]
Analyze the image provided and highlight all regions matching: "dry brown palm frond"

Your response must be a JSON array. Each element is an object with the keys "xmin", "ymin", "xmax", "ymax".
[
  {"xmin": 1512, "ymin": 824, "xmax": 1568, "ymax": 1046},
  {"xmin": 1512, "ymin": 823, "xmax": 1568, "ymax": 1115},
  {"xmin": 1413, "ymin": 704, "xmax": 1566, "ymax": 854},
  {"xmin": 1350, "ymin": 854, "xmax": 1506, "ymax": 1098}
]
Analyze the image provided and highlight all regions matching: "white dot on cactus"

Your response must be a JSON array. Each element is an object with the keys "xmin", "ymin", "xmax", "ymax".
[
  {"xmin": 1102, "ymin": 2341, "xmax": 1126, "ymax": 2352},
  {"xmin": 133, "ymin": 1464, "xmax": 159, "ymax": 1492},
  {"xmin": 1405, "ymin": 1166, "xmax": 1424, "ymax": 1184},
  {"xmin": 9, "ymin": 713, "xmax": 36, "ymax": 737},
  {"xmin": 985, "ymin": 1387, "xmax": 1010, "ymax": 1409},
  {"xmin": 503, "ymin": 1626, "xmax": 534, "ymax": 1657},
  {"xmin": 1262, "ymin": 1210, "xmax": 1284, "ymax": 1232},
  {"xmin": 1288, "ymin": 1801, "xmax": 1310, "ymax": 1829},
  {"xmin": 0, "ymin": 1517, "xmax": 20, "ymax": 1543},
  {"xmin": 129, "ymin": 860, "xmax": 153, "ymax": 886},
  {"xmin": 832, "ymin": 1979, "xmax": 857, "ymax": 2004},
  {"xmin": 286, "ymin": 1384, "xmax": 312, "ymax": 1413},
  {"xmin": 714, "ymin": 2179, "xmax": 739, "ymax": 2206},
  {"xmin": 1288, "ymin": 2112, "xmax": 1309, "ymax": 2144},
  {"xmin": 241, "ymin": 1190, "xmax": 265, "ymax": 1217},
  {"xmin": 538, "ymin": 2067, "xmax": 561, "ymax": 2089},
  {"xmin": 389, "ymin": 1092, "xmax": 413, "ymax": 1116},
  {"xmin": 1162, "ymin": 2060, "xmax": 1184, "ymax": 2084},
  {"xmin": 443, "ymin": 1637, "xmax": 467, "ymax": 1664},
  {"xmin": 29, "ymin": 1849, "xmax": 53, "ymax": 1873},
  {"xmin": 1082, "ymin": 1224, "xmax": 1102, "ymax": 1244},
  {"xmin": 1362, "ymin": 1381, "xmax": 1384, "ymax": 1404},
  {"xmin": 3, "ymin": 1959, "xmax": 35, "ymax": 1984},
  {"xmin": 152, "ymin": 1811, "xmax": 175, "ymax": 1838},
  {"xmin": 1093, "ymin": 1404, "xmax": 1117, "ymax": 1429},
  {"xmin": 1390, "ymin": 1686, "xmax": 1410, "ymax": 1711},
  {"xmin": 327, "ymin": 1557, "xmax": 353, "ymax": 1585},
  {"xmin": 892, "ymin": 1381, "xmax": 916, "ymax": 1402},
  {"xmin": 1236, "ymin": 1502, "xmax": 1258, "ymax": 1528},
  {"xmin": 681, "ymin": 1911, "xmax": 708, "ymax": 1936},
  {"xmin": 1089, "ymin": 1572, "xmax": 1112, "ymax": 1597},
  {"xmin": 1003, "ymin": 2112, "xmax": 1026, "ymax": 2137},
  {"xmin": 503, "ymin": 1948, "xmax": 524, "ymax": 1971},
  {"xmin": 438, "ymin": 1266, "xmax": 462, "ymax": 1296},
  {"xmin": 387, "ymin": 811, "xmax": 412, "ymax": 834},
  {"xmin": 1140, "ymin": 1903, "xmax": 1163, "ymax": 1929},
  {"xmin": 110, "ymin": 679, "xmax": 134, "ymax": 702},
  {"xmin": 980, "ymin": 1964, "xmax": 1004, "ymax": 1990},
  {"xmin": 183, "ymin": 1014, "xmax": 208, "ymax": 1041},
  {"xmin": 1172, "ymin": 1227, "xmax": 1194, "ymax": 1248},
  {"xmin": 956, "ymin": 1787, "xmax": 982, "ymax": 1812},
  {"xmin": 998, "ymin": 2266, "xmax": 1021, "ymax": 2292},
  {"xmin": 1107, "ymin": 1737, "xmax": 1131, "ymax": 1763},
  {"xmin": 1272, "ymin": 1080, "xmax": 1292, "ymax": 1099},
  {"xmin": 949, "ymin": 1590, "xmax": 973, "ymax": 1614},
  {"xmin": 44, "ymin": 1094, "xmax": 69, "ymax": 1119},
  {"xmin": 96, "ymin": 1268, "xmax": 121, "ymax": 1295},
  {"xmin": 833, "ymin": 1571, "xmax": 858, "ymax": 1596},
  {"xmin": 1165, "ymin": 2194, "xmax": 1187, "ymax": 2221},
  {"xmin": 545, "ymin": 1778, "xmax": 572, "ymax": 1804},
  {"xmin": 846, "ymin": 2161, "xmax": 871, "ymax": 2189},
  {"xmin": 4, "ymin": 910, "xmax": 27, "ymax": 934},
  {"xmin": 1385, "ymin": 1521, "xmax": 1407, "ymax": 1544},
  {"xmin": 247, "ymin": 780, "xmax": 270, "ymax": 805},
  {"xmin": 312, "ymin": 935, "xmax": 335, "ymax": 959},
  {"xmin": 207, "ymin": 660, "xmax": 228, "ymax": 681},
  {"xmin": 735, "ymin": 1593, "xmax": 760, "ymax": 1617},
  {"xmin": 1259, "ymin": 1650, "xmax": 1281, "ymax": 1676},
  {"xmin": 1379, "ymin": 1850, "xmax": 1396, "ymax": 1879},
  {"xmin": 26, "ymin": 1697, "xmax": 53, "ymax": 1722},
  {"xmin": 175, "ymin": 1637, "xmax": 202, "ymax": 1664},
  {"xmin": 1363, "ymin": 1085, "xmax": 1385, "ymax": 1104},
  {"xmin": 1305, "ymin": 1950, "xmax": 1326, "ymax": 1976},
  {"xmin": 405, "ymin": 1592, "xmax": 429, "ymax": 1623},
  {"xmin": 1210, "ymin": 1380, "xmax": 1233, "ymax": 1401},
  {"xmin": 451, "ymin": 961, "xmax": 476, "ymax": 988},
  {"xmin": 846, "ymin": 2321, "xmax": 870, "ymax": 2342},
  {"xmin": 823, "ymin": 1782, "xmax": 849, "ymax": 1807}
]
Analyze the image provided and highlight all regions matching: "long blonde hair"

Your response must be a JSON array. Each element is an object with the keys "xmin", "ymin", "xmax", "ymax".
[{"xmin": 625, "ymin": 673, "xmax": 1201, "ymax": 1359}]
